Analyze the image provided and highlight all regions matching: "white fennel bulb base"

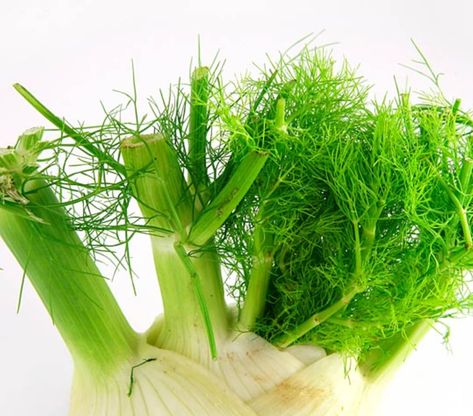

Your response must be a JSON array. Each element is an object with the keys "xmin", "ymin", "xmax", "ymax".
[{"xmin": 70, "ymin": 341, "xmax": 257, "ymax": 416}]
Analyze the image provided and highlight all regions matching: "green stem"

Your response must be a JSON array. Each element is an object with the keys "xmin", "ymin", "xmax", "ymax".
[
  {"xmin": 360, "ymin": 202, "xmax": 383, "ymax": 264},
  {"xmin": 274, "ymin": 286, "xmax": 360, "ymax": 348},
  {"xmin": 188, "ymin": 150, "xmax": 268, "ymax": 246},
  {"xmin": 274, "ymin": 98, "xmax": 287, "ymax": 133},
  {"xmin": 0, "ymin": 182, "xmax": 137, "ymax": 376},
  {"xmin": 150, "ymin": 237, "xmax": 228, "ymax": 364},
  {"xmin": 353, "ymin": 219, "xmax": 362, "ymax": 275},
  {"xmin": 120, "ymin": 134, "xmax": 192, "ymax": 238},
  {"xmin": 238, "ymin": 221, "xmax": 274, "ymax": 331},
  {"xmin": 361, "ymin": 225, "xmax": 375, "ymax": 262},
  {"xmin": 174, "ymin": 241, "xmax": 218, "ymax": 359},
  {"xmin": 189, "ymin": 67, "xmax": 210, "ymax": 194},
  {"xmin": 13, "ymin": 84, "xmax": 125, "ymax": 176},
  {"xmin": 438, "ymin": 175, "xmax": 473, "ymax": 248},
  {"xmin": 359, "ymin": 319, "xmax": 432, "ymax": 382},
  {"xmin": 459, "ymin": 158, "xmax": 473, "ymax": 203}
]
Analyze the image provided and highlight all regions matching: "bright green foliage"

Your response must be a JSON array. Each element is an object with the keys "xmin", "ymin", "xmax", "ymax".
[{"xmin": 216, "ymin": 49, "xmax": 473, "ymax": 364}]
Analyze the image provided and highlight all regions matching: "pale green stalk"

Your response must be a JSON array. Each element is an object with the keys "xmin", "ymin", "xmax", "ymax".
[
  {"xmin": 238, "ymin": 220, "xmax": 274, "ymax": 331},
  {"xmin": 0, "ymin": 180, "xmax": 138, "ymax": 377},
  {"xmin": 120, "ymin": 134, "xmax": 229, "ymax": 361}
]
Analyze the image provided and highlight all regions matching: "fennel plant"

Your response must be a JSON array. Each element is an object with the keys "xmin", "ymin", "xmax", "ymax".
[{"xmin": 1, "ymin": 44, "xmax": 473, "ymax": 415}]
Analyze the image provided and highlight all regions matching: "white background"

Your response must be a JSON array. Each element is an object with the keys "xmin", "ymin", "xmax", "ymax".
[{"xmin": 1, "ymin": 1, "xmax": 473, "ymax": 415}]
